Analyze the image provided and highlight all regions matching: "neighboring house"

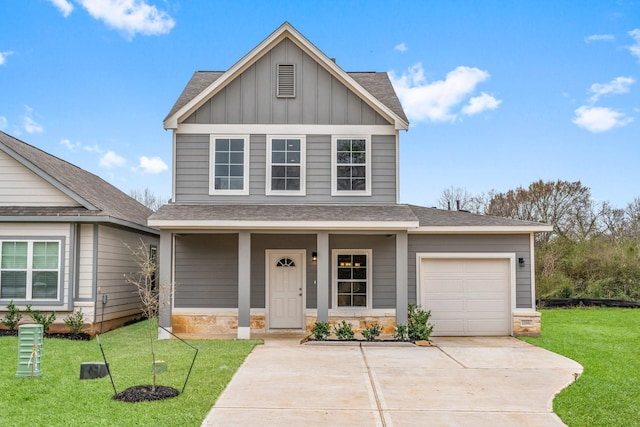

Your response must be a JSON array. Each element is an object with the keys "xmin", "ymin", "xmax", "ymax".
[
  {"xmin": 0, "ymin": 131, "xmax": 159, "ymax": 333},
  {"xmin": 150, "ymin": 22, "xmax": 551, "ymax": 339}
]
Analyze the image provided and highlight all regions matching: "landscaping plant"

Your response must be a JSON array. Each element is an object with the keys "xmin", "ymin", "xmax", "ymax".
[
  {"xmin": 361, "ymin": 322, "xmax": 382, "ymax": 341},
  {"xmin": 407, "ymin": 304, "xmax": 433, "ymax": 341},
  {"xmin": 393, "ymin": 324, "xmax": 409, "ymax": 341},
  {"xmin": 310, "ymin": 321, "xmax": 330, "ymax": 340},
  {"xmin": 333, "ymin": 320, "xmax": 355, "ymax": 340},
  {"xmin": 1, "ymin": 300, "xmax": 22, "ymax": 331},
  {"xmin": 63, "ymin": 309, "xmax": 85, "ymax": 334},
  {"xmin": 25, "ymin": 305, "xmax": 56, "ymax": 332}
]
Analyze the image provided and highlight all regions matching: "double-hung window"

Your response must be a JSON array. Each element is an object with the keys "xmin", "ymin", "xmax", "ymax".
[
  {"xmin": 333, "ymin": 249, "xmax": 372, "ymax": 309},
  {"xmin": 266, "ymin": 136, "xmax": 305, "ymax": 195},
  {"xmin": 332, "ymin": 136, "xmax": 371, "ymax": 196},
  {"xmin": 0, "ymin": 240, "xmax": 61, "ymax": 300},
  {"xmin": 210, "ymin": 135, "xmax": 250, "ymax": 195}
]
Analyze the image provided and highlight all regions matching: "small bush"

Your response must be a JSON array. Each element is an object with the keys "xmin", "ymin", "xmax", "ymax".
[
  {"xmin": 1, "ymin": 300, "xmax": 22, "ymax": 331},
  {"xmin": 63, "ymin": 309, "xmax": 85, "ymax": 334},
  {"xmin": 407, "ymin": 304, "xmax": 433, "ymax": 341},
  {"xmin": 394, "ymin": 324, "xmax": 408, "ymax": 341},
  {"xmin": 333, "ymin": 320, "xmax": 355, "ymax": 341},
  {"xmin": 26, "ymin": 305, "xmax": 56, "ymax": 332},
  {"xmin": 361, "ymin": 322, "xmax": 382, "ymax": 341},
  {"xmin": 310, "ymin": 321, "xmax": 331, "ymax": 340}
]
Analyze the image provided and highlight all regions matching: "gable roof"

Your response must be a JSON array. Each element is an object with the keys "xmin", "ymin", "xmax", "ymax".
[
  {"xmin": 0, "ymin": 131, "xmax": 157, "ymax": 234},
  {"xmin": 164, "ymin": 22, "xmax": 409, "ymax": 130}
]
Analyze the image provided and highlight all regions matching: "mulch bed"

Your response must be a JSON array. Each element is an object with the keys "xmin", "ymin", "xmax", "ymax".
[
  {"xmin": 538, "ymin": 298, "xmax": 640, "ymax": 308},
  {"xmin": 112, "ymin": 385, "xmax": 179, "ymax": 403},
  {"xmin": 0, "ymin": 329, "xmax": 91, "ymax": 340}
]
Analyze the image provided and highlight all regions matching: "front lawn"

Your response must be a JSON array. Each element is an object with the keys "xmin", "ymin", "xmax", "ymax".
[
  {"xmin": 0, "ymin": 319, "xmax": 259, "ymax": 426},
  {"xmin": 521, "ymin": 308, "xmax": 640, "ymax": 427}
]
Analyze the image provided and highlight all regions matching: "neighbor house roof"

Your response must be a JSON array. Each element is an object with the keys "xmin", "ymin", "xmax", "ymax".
[
  {"xmin": 0, "ymin": 131, "xmax": 157, "ymax": 234},
  {"xmin": 163, "ymin": 22, "xmax": 409, "ymax": 130}
]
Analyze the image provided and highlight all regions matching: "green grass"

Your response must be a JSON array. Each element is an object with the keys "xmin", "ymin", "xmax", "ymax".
[
  {"xmin": 521, "ymin": 308, "xmax": 640, "ymax": 427},
  {"xmin": 0, "ymin": 319, "xmax": 259, "ymax": 426}
]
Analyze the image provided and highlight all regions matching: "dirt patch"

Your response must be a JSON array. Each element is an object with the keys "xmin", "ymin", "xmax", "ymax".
[{"xmin": 112, "ymin": 385, "xmax": 179, "ymax": 403}]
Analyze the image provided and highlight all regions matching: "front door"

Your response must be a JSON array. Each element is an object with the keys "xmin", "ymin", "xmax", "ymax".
[{"xmin": 268, "ymin": 251, "xmax": 304, "ymax": 329}]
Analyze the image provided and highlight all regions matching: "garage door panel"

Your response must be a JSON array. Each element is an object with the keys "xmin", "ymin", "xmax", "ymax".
[{"xmin": 421, "ymin": 257, "xmax": 511, "ymax": 336}]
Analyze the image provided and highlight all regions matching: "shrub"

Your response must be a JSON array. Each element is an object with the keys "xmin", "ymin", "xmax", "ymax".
[
  {"xmin": 25, "ymin": 305, "xmax": 56, "ymax": 332},
  {"xmin": 394, "ymin": 324, "xmax": 408, "ymax": 341},
  {"xmin": 1, "ymin": 300, "xmax": 22, "ymax": 331},
  {"xmin": 310, "ymin": 321, "xmax": 331, "ymax": 340},
  {"xmin": 361, "ymin": 322, "xmax": 382, "ymax": 341},
  {"xmin": 407, "ymin": 304, "xmax": 433, "ymax": 341},
  {"xmin": 333, "ymin": 320, "xmax": 355, "ymax": 341},
  {"xmin": 63, "ymin": 309, "xmax": 85, "ymax": 334}
]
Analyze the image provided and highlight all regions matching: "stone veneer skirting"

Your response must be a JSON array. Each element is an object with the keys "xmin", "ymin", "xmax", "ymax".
[{"xmin": 512, "ymin": 311, "xmax": 541, "ymax": 337}]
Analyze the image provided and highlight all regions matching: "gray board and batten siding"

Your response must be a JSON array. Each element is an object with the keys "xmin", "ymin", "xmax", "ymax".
[
  {"xmin": 173, "ymin": 233, "xmax": 398, "ymax": 310},
  {"xmin": 175, "ymin": 133, "xmax": 396, "ymax": 204},
  {"xmin": 182, "ymin": 39, "xmax": 391, "ymax": 126},
  {"xmin": 408, "ymin": 234, "xmax": 533, "ymax": 309}
]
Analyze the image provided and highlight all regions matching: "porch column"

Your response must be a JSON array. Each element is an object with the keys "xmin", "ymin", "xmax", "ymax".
[
  {"xmin": 316, "ymin": 231, "xmax": 329, "ymax": 323},
  {"xmin": 158, "ymin": 230, "xmax": 173, "ymax": 340},
  {"xmin": 395, "ymin": 231, "xmax": 408, "ymax": 325},
  {"xmin": 237, "ymin": 231, "xmax": 251, "ymax": 339}
]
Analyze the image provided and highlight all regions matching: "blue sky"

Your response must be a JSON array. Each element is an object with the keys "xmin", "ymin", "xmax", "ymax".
[{"xmin": 1, "ymin": 1, "xmax": 639, "ymax": 208}]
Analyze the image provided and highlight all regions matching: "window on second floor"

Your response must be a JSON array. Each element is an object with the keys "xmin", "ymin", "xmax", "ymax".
[
  {"xmin": 266, "ymin": 136, "xmax": 306, "ymax": 196},
  {"xmin": 209, "ymin": 135, "xmax": 250, "ymax": 195},
  {"xmin": 331, "ymin": 136, "xmax": 371, "ymax": 196}
]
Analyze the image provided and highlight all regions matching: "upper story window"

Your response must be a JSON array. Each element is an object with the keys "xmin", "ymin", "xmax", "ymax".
[
  {"xmin": 266, "ymin": 136, "xmax": 306, "ymax": 196},
  {"xmin": 331, "ymin": 136, "xmax": 371, "ymax": 196},
  {"xmin": 209, "ymin": 135, "xmax": 250, "ymax": 195},
  {"xmin": 0, "ymin": 240, "xmax": 61, "ymax": 301}
]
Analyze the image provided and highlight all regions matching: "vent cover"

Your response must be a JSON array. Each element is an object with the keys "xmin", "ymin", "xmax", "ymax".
[{"xmin": 277, "ymin": 64, "xmax": 295, "ymax": 98}]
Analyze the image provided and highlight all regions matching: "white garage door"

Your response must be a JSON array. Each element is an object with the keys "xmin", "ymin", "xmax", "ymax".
[{"xmin": 420, "ymin": 258, "xmax": 511, "ymax": 336}]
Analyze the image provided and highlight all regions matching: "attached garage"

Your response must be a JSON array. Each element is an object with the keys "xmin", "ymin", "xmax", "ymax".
[{"xmin": 417, "ymin": 254, "xmax": 515, "ymax": 336}]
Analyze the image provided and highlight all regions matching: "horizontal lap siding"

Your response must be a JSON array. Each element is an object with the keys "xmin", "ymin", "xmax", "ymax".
[
  {"xmin": 330, "ymin": 235, "xmax": 396, "ymax": 309},
  {"xmin": 174, "ymin": 234, "xmax": 238, "ymax": 308},
  {"xmin": 408, "ymin": 234, "xmax": 532, "ymax": 309}
]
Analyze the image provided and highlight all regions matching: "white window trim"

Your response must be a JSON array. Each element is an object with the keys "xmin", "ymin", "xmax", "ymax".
[
  {"xmin": 332, "ymin": 249, "xmax": 373, "ymax": 309},
  {"xmin": 331, "ymin": 135, "xmax": 372, "ymax": 196},
  {"xmin": 266, "ymin": 135, "xmax": 306, "ymax": 196},
  {"xmin": 209, "ymin": 134, "xmax": 250, "ymax": 196},
  {"xmin": 0, "ymin": 239, "xmax": 62, "ymax": 301}
]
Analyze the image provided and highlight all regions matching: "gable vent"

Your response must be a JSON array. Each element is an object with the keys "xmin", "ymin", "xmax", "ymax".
[{"xmin": 277, "ymin": 64, "xmax": 295, "ymax": 98}]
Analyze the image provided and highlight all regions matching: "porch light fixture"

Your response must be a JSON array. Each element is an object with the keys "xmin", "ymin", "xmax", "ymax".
[
  {"xmin": 518, "ymin": 257, "xmax": 525, "ymax": 267},
  {"xmin": 312, "ymin": 252, "xmax": 317, "ymax": 261}
]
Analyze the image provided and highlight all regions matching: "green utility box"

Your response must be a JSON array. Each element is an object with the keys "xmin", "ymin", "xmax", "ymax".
[{"xmin": 16, "ymin": 324, "xmax": 43, "ymax": 378}]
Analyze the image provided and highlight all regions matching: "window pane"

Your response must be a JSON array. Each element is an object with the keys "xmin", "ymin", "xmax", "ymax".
[
  {"xmin": 33, "ymin": 242, "xmax": 59, "ymax": 269},
  {"xmin": 286, "ymin": 152, "xmax": 300, "ymax": 163},
  {"xmin": 351, "ymin": 166, "xmax": 366, "ymax": 177},
  {"xmin": 337, "ymin": 166, "xmax": 351, "ymax": 178},
  {"xmin": 215, "ymin": 177, "xmax": 229, "ymax": 190},
  {"xmin": 272, "ymin": 166, "xmax": 286, "ymax": 178},
  {"xmin": 336, "ymin": 139, "xmax": 351, "ymax": 151},
  {"xmin": 351, "ymin": 139, "xmax": 366, "ymax": 151},
  {"xmin": 229, "ymin": 139, "xmax": 244, "ymax": 151},
  {"xmin": 353, "ymin": 268, "xmax": 367, "ymax": 280},
  {"xmin": 272, "ymin": 139, "xmax": 286, "ymax": 151},
  {"xmin": 272, "ymin": 152, "xmax": 286, "ymax": 163},
  {"xmin": 215, "ymin": 152, "xmax": 229, "ymax": 164},
  {"xmin": 337, "ymin": 295, "xmax": 351, "ymax": 307},
  {"xmin": 229, "ymin": 165, "xmax": 244, "ymax": 177},
  {"xmin": 351, "ymin": 152, "xmax": 366, "ymax": 164},
  {"xmin": 337, "ymin": 152, "xmax": 350, "ymax": 164},
  {"xmin": 353, "ymin": 295, "xmax": 367, "ymax": 307},
  {"xmin": 2, "ymin": 242, "xmax": 28, "ymax": 269},
  {"xmin": 32, "ymin": 272, "xmax": 58, "ymax": 299},
  {"xmin": 337, "ymin": 179, "xmax": 351, "ymax": 191},
  {"xmin": 337, "ymin": 268, "xmax": 351, "ymax": 280},
  {"xmin": 352, "ymin": 179, "xmax": 366, "ymax": 191},
  {"xmin": 229, "ymin": 152, "xmax": 244, "ymax": 164},
  {"xmin": 337, "ymin": 281, "xmax": 352, "ymax": 293},
  {"xmin": 352, "ymin": 282, "xmax": 367, "ymax": 293},
  {"xmin": 215, "ymin": 165, "xmax": 229, "ymax": 176},
  {"xmin": 287, "ymin": 140, "xmax": 300, "ymax": 151},
  {"xmin": 353, "ymin": 255, "xmax": 367, "ymax": 266},
  {"xmin": 229, "ymin": 178, "xmax": 244, "ymax": 190},
  {"xmin": 286, "ymin": 179, "xmax": 300, "ymax": 191},
  {"xmin": 286, "ymin": 166, "xmax": 300, "ymax": 177},
  {"xmin": 215, "ymin": 139, "xmax": 230, "ymax": 151},
  {"xmin": 272, "ymin": 178, "xmax": 285, "ymax": 190},
  {"xmin": 0, "ymin": 271, "xmax": 26, "ymax": 298}
]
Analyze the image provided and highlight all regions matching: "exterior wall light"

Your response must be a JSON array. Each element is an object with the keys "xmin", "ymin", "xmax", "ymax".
[
  {"xmin": 518, "ymin": 257, "xmax": 525, "ymax": 267},
  {"xmin": 312, "ymin": 252, "xmax": 317, "ymax": 261}
]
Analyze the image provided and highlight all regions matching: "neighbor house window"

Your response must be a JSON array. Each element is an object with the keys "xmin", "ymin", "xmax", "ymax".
[
  {"xmin": 0, "ymin": 240, "xmax": 61, "ymax": 300},
  {"xmin": 332, "ymin": 250, "xmax": 372, "ymax": 308},
  {"xmin": 266, "ymin": 136, "xmax": 305, "ymax": 195},
  {"xmin": 331, "ymin": 136, "xmax": 371, "ymax": 196},
  {"xmin": 209, "ymin": 135, "xmax": 250, "ymax": 195}
]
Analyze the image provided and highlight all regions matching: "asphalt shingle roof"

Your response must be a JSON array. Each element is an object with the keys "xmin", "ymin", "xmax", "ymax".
[
  {"xmin": 0, "ymin": 131, "xmax": 153, "ymax": 228},
  {"xmin": 407, "ymin": 205, "xmax": 550, "ymax": 228}
]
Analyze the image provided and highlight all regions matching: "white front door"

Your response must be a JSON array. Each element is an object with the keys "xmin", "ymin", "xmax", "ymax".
[{"xmin": 268, "ymin": 251, "xmax": 304, "ymax": 329}]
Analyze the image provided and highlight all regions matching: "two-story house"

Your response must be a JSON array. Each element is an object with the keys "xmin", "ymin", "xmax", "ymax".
[{"xmin": 149, "ymin": 22, "xmax": 551, "ymax": 340}]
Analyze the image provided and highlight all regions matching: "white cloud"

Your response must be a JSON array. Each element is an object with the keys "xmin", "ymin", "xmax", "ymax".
[
  {"xmin": 390, "ymin": 63, "xmax": 497, "ymax": 122},
  {"xmin": 0, "ymin": 51, "xmax": 14, "ymax": 66},
  {"xmin": 22, "ymin": 106, "xmax": 43, "ymax": 134},
  {"xmin": 99, "ymin": 150, "xmax": 127, "ymax": 169},
  {"xmin": 462, "ymin": 92, "xmax": 502, "ymax": 116},
  {"xmin": 83, "ymin": 143, "xmax": 103, "ymax": 153},
  {"xmin": 79, "ymin": 0, "xmax": 175, "ymax": 38},
  {"xmin": 60, "ymin": 138, "xmax": 80, "ymax": 151},
  {"xmin": 0, "ymin": 116, "xmax": 7, "ymax": 130},
  {"xmin": 584, "ymin": 34, "xmax": 615, "ymax": 43},
  {"xmin": 589, "ymin": 76, "xmax": 635, "ymax": 102},
  {"xmin": 48, "ymin": 0, "xmax": 74, "ymax": 17},
  {"xmin": 629, "ymin": 29, "xmax": 640, "ymax": 61},
  {"xmin": 136, "ymin": 156, "xmax": 168, "ymax": 174},
  {"xmin": 394, "ymin": 42, "xmax": 408, "ymax": 52},
  {"xmin": 573, "ymin": 105, "xmax": 633, "ymax": 133}
]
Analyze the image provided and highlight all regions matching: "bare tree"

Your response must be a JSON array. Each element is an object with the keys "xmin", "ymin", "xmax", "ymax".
[{"xmin": 129, "ymin": 188, "xmax": 167, "ymax": 211}]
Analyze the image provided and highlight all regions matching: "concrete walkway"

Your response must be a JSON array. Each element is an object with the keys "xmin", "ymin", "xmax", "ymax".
[{"xmin": 202, "ymin": 336, "xmax": 582, "ymax": 427}]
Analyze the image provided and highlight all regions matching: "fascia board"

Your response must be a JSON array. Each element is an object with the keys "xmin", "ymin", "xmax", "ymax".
[
  {"xmin": 164, "ymin": 22, "xmax": 409, "ymax": 131},
  {"xmin": 147, "ymin": 219, "xmax": 419, "ymax": 230},
  {"xmin": 0, "ymin": 143, "xmax": 99, "ymax": 211},
  {"xmin": 410, "ymin": 225, "xmax": 554, "ymax": 234}
]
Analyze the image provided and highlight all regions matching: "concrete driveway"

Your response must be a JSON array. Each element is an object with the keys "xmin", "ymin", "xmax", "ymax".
[{"xmin": 202, "ymin": 336, "xmax": 582, "ymax": 427}]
